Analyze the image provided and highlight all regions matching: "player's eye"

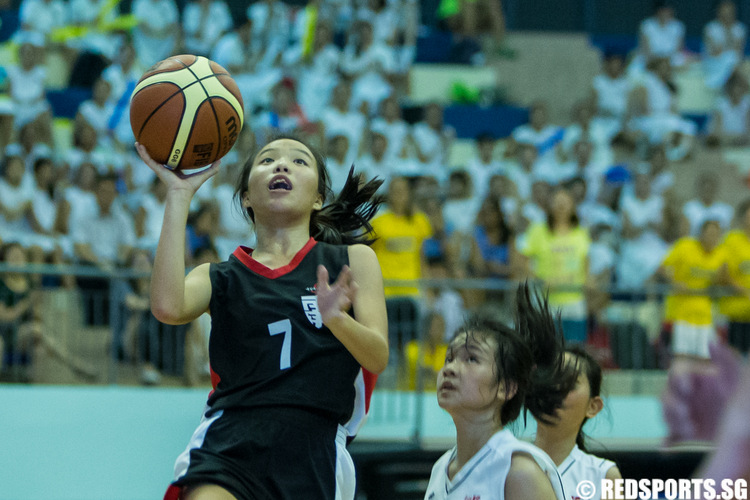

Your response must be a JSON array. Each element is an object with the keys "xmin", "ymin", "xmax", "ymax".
[
  {"xmin": 260, "ymin": 157, "xmax": 274, "ymax": 164},
  {"xmin": 294, "ymin": 158, "xmax": 309, "ymax": 166}
]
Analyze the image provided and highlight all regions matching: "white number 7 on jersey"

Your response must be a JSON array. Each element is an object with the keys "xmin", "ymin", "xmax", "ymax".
[{"xmin": 268, "ymin": 319, "xmax": 292, "ymax": 370}]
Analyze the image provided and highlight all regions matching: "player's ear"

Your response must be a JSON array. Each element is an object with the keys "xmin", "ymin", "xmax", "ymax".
[
  {"xmin": 313, "ymin": 194, "xmax": 323, "ymax": 211},
  {"xmin": 586, "ymin": 396, "xmax": 604, "ymax": 419},
  {"xmin": 241, "ymin": 190, "xmax": 251, "ymax": 208}
]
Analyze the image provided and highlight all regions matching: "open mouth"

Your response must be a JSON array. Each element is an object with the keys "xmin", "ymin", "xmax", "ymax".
[
  {"xmin": 439, "ymin": 381, "xmax": 456, "ymax": 391},
  {"xmin": 268, "ymin": 175, "xmax": 292, "ymax": 191}
]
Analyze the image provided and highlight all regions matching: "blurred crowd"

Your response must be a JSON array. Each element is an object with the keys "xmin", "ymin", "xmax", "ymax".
[{"xmin": 1, "ymin": 0, "xmax": 750, "ymax": 386}]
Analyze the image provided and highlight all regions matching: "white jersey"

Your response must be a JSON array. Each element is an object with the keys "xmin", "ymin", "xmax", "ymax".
[
  {"xmin": 558, "ymin": 445, "xmax": 617, "ymax": 500},
  {"xmin": 424, "ymin": 429, "xmax": 566, "ymax": 500}
]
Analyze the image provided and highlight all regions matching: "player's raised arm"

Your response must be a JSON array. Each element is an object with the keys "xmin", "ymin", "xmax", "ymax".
[{"xmin": 135, "ymin": 142, "xmax": 219, "ymax": 324}]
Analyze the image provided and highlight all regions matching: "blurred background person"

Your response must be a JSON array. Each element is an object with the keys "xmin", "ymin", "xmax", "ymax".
[
  {"xmin": 658, "ymin": 219, "xmax": 726, "ymax": 368},
  {"xmin": 519, "ymin": 187, "xmax": 591, "ymax": 343}
]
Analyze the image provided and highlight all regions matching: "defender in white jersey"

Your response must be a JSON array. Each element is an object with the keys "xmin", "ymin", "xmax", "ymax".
[
  {"xmin": 424, "ymin": 285, "xmax": 579, "ymax": 500},
  {"xmin": 425, "ymin": 429, "xmax": 565, "ymax": 500},
  {"xmin": 535, "ymin": 346, "xmax": 622, "ymax": 500}
]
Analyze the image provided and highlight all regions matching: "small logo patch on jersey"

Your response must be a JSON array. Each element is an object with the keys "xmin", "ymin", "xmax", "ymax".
[{"xmin": 301, "ymin": 295, "xmax": 322, "ymax": 328}]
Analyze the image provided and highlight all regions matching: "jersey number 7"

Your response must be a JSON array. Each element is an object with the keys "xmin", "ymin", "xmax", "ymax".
[{"xmin": 268, "ymin": 319, "xmax": 292, "ymax": 370}]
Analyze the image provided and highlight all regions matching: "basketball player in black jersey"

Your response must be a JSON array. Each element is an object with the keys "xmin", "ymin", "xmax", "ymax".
[{"xmin": 135, "ymin": 134, "xmax": 388, "ymax": 500}]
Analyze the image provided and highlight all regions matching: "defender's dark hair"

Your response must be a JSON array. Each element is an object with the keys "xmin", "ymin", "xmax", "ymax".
[
  {"xmin": 234, "ymin": 133, "xmax": 384, "ymax": 245},
  {"xmin": 565, "ymin": 344, "xmax": 603, "ymax": 453},
  {"xmin": 514, "ymin": 284, "xmax": 579, "ymax": 426},
  {"xmin": 449, "ymin": 283, "xmax": 576, "ymax": 426}
]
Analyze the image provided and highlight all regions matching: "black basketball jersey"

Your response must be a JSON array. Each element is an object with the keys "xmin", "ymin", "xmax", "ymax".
[{"xmin": 206, "ymin": 238, "xmax": 361, "ymax": 424}]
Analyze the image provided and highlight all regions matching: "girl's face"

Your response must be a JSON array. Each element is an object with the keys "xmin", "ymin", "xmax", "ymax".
[
  {"xmin": 437, "ymin": 332, "xmax": 506, "ymax": 417},
  {"xmin": 478, "ymin": 199, "xmax": 501, "ymax": 228},
  {"xmin": 93, "ymin": 79, "xmax": 111, "ymax": 104},
  {"xmin": 381, "ymin": 96, "xmax": 401, "ymax": 121},
  {"xmin": 700, "ymin": 221, "xmax": 722, "ymax": 250},
  {"xmin": 4, "ymin": 245, "xmax": 27, "ymax": 266},
  {"xmin": 387, "ymin": 177, "xmax": 410, "ymax": 213},
  {"xmin": 35, "ymin": 161, "xmax": 53, "ymax": 187},
  {"xmin": 548, "ymin": 353, "xmax": 602, "ymax": 432},
  {"xmin": 243, "ymin": 139, "xmax": 323, "ymax": 220},
  {"xmin": 551, "ymin": 189, "xmax": 575, "ymax": 218},
  {"xmin": 4, "ymin": 157, "xmax": 24, "ymax": 186}
]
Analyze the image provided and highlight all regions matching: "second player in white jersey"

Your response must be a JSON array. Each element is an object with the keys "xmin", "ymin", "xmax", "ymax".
[{"xmin": 535, "ymin": 345, "xmax": 622, "ymax": 500}]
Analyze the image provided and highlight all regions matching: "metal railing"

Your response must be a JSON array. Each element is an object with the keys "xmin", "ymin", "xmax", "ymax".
[{"xmin": 0, "ymin": 262, "xmax": 740, "ymax": 389}]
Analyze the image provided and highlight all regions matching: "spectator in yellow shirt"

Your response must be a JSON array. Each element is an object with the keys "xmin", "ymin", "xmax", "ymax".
[
  {"xmin": 659, "ymin": 219, "xmax": 726, "ymax": 363},
  {"xmin": 371, "ymin": 177, "xmax": 433, "ymax": 298},
  {"xmin": 401, "ymin": 311, "xmax": 449, "ymax": 391},
  {"xmin": 371, "ymin": 176, "xmax": 433, "ymax": 375},
  {"xmin": 519, "ymin": 187, "xmax": 591, "ymax": 343},
  {"xmin": 720, "ymin": 199, "xmax": 750, "ymax": 354}
]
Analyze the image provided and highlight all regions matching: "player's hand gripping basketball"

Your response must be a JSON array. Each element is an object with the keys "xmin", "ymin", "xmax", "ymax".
[
  {"xmin": 136, "ymin": 142, "xmax": 220, "ymax": 196},
  {"xmin": 316, "ymin": 265, "xmax": 357, "ymax": 326}
]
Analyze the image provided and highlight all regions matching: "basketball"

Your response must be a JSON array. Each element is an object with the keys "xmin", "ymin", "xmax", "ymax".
[{"xmin": 130, "ymin": 54, "xmax": 244, "ymax": 171}]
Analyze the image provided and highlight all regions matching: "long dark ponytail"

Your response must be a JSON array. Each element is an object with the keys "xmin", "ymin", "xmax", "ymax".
[
  {"xmin": 449, "ymin": 283, "xmax": 576, "ymax": 427},
  {"xmin": 234, "ymin": 133, "xmax": 384, "ymax": 245},
  {"xmin": 514, "ymin": 283, "xmax": 578, "ymax": 426}
]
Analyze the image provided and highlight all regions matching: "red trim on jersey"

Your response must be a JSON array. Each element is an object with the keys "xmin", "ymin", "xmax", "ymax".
[
  {"xmin": 209, "ymin": 364, "xmax": 221, "ymax": 397},
  {"xmin": 232, "ymin": 237, "xmax": 318, "ymax": 279},
  {"xmin": 361, "ymin": 368, "xmax": 377, "ymax": 413},
  {"xmin": 164, "ymin": 484, "xmax": 181, "ymax": 500}
]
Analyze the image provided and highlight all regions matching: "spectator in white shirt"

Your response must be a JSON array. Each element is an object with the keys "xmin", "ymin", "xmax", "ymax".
[
  {"xmin": 707, "ymin": 72, "xmax": 750, "ymax": 147},
  {"xmin": 504, "ymin": 142, "xmax": 540, "ymax": 201},
  {"xmin": 131, "ymin": 0, "xmax": 179, "ymax": 67},
  {"xmin": 621, "ymin": 168, "xmax": 664, "ymax": 240},
  {"xmin": 182, "ymin": 0, "xmax": 233, "ymax": 57},
  {"xmin": 321, "ymin": 81, "xmax": 367, "ymax": 167},
  {"xmin": 552, "ymin": 141, "xmax": 606, "ymax": 201},
  {"xmin": 443, "ymin": 170, "xmax": 480, "ymax": 236},
  {"xmin": 325, "ymin": 133, "xmax": 353, "ymax": 194},
  {"xmin": 7, "ymin": 39, "xmax": 52, "ymax": 145},
  {"xmin": 58, "ymin": 162, "xmax": 98, "ymax": 241},
  {"xmin": 627, "ymin": 57, "xmax": 696, "ymax": 161},
  {"xmin": 101, "ymin": 42, "xmax": 142, "ymax": 151},
  {"xmin": 0, "ymin": 152, "xmax": 34, "ymax": 245},
  {"xmin": 408, "ymin": 102, "xmax": 454, "ymax": 181},
  {"xmin": 212, "ymin": 19, "xmax": 282, "ymax": 112},
  {"xmin": 283, "ymin": 21, "xmax": 341, "ymax": 122},
  {"xmin": 247, "ymin": 0, "xmax": 291, "ymax": 68},
  {"xmin": 510, "ymin": 100, "xmax": 564, "ymax": 168},
  {"xmin": 16, "ymin": 0, "xmax": 67, "ymax": 42},
  {"xmin": 371, "ymin": 94, "xmax": 410, "ymax": 162},
  {"xmin": 75, "ymin": 77, "xmax": 114, "ymax": 149},
  {"xmin": 65, "ymin": 0, "xmax": 123, "ymax": 60},
  {"xmin": 340, "ymin": 18, "xmax": 396, "ymax": 116},
  {"xmin": 590, "ymin": 52, "xmax": 633, "ymax": 145},
  {"xmin": 356, "ymin": 0, "xmax": 400, "ymax": 45},
  {"xmin": 62, "ymin": 120, "xmax": 110, "ymax": 179},
  {"xmin": 357, "ymin": 125, "xmax": 392, "ymax": 189},
  {"xmin": 24, "ymin": 157, "xmax": 65, "ymax": 254},
  {"xmin": 617, "ymin": 170, "xmax": 669, "ymax": 291},
  {"xmin": 464, "ymin": 132, "xmax": 502, "ymax": 200},
  {"xmin": 72, "ymin": 172, "xmax": 135, "ymax": 268},
  {"xmin": 629, "ymin": 2, "xmax": 686, "ymax": 78},
  {"xmin": 703, "ymin": 0, "xmax": 747, "ymax": 90},
  {"xmin": 683, "ymin": 173, "xmax": 734, "ymax": 236}
]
